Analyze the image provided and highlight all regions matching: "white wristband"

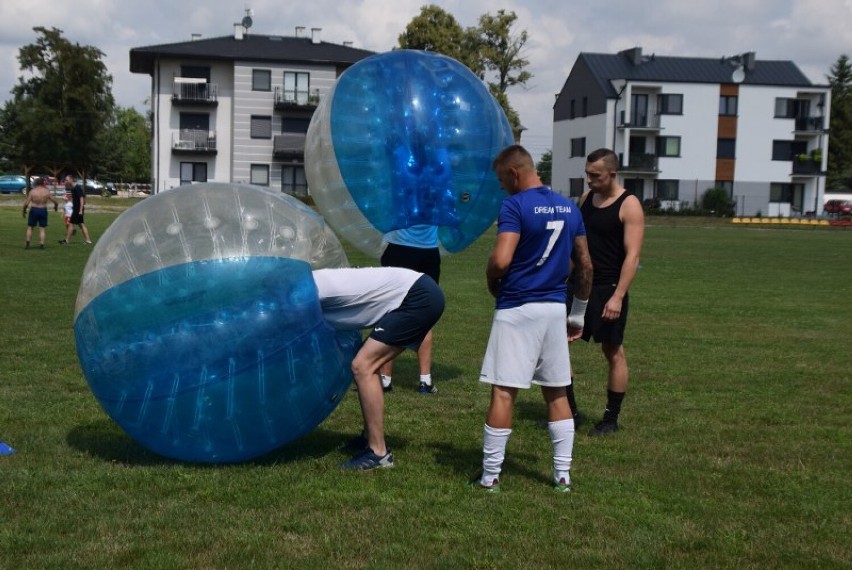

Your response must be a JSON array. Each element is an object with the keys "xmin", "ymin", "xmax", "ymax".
[{"xmin": 567, "ymin": 296, "xmax": 588, "ymax": 329}]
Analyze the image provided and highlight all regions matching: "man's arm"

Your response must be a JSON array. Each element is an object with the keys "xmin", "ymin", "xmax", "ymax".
[
  {"xmin": 22, "ymin": 194, "xmax": 31, "ymax": 217},
  {"xmin": 567, "ymin": 235, "xmax": 593, "ymax": 340},
  {"xmin": 485, "ymin": 231, "xmax": 519, "ymax": 298},
  {"xmin": 78, "ymin": 192, "xmax": 86, "ymax": 214},
  {"xmin": 603, "ymin": 195, "xmax": 645, "ymax": 320},
  {"xmin": 50, "ymin": 195, "xmax": 60, "ymax": 211}
]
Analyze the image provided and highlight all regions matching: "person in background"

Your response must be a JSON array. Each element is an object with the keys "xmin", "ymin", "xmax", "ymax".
[
  {"xmin": 59, "ymin": 175, "xmax": 93, "ymax": 245},
  {"xmin": 379, "ymin": 225, "xmax": 440, "ymax": 394},
  {"xmin": 571, "ymin": 148, "xmax": 645, "ymax": 436},
  {"xmin": 471, "ymin": 144, "xmax": 592, "ymax": 493},
  {"xmin": 22, "ymin": 177, "xmax": 60, "ymax": 249},
  {"xmin": 313, "ymin": 266, "xmax": 445, "ymax": 470}
]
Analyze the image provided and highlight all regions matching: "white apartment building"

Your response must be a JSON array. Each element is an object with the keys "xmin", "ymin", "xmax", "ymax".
[
  {"xmin": 130, "ymin": 24, "xmax": 374, "ymax": 194},
  {"xmin": 552, "ymin": 48, "xmax": 831, "ymax": 217}
]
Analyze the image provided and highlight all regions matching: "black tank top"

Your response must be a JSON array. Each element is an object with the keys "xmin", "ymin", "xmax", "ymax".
[{"xmin": 581, "ymin": 192, "xmax": 628, "ymax": 286}]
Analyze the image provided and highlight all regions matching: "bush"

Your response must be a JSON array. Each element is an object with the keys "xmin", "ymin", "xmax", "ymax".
[{"xmin": 701, "ymin": 187, "xmax": 735, "ymax": 217}]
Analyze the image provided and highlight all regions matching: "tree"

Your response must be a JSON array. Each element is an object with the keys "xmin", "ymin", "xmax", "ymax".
[
  {"xmin": 537, "ymin": 149, "xmax": 552, "ymax": 185},
  {"xmin": 98, "ymin": 107, "xmax": 151, "ymax": 183},
  {"xmin": 397, "ymin": 5, "xmax": 482, "ymax": 77},
  {"xmin": 475, "ymin": 10, "xmax": 532, "ymax": 140},
  {"xmin": 397, "ymin": 7, "xmax": 533, "ymax": 141},
  {"xmin": 827, "ymin": 54, "xmax": 852, "ymax": 190},
  {"xmin": 8, "ymin": 27, "xmax": 114, "ymax": 184}
]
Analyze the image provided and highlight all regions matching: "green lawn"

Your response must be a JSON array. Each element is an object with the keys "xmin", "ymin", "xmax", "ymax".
[{"xmin": 0, "ymin": 198, "xmax": 850, "ymax": 568}]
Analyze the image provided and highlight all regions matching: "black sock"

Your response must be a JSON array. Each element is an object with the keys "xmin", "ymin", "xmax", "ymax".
[
  {"xmin": 566, "ymin": 381, "xmax": 579, "ymax": 416},
  {"xmin": 603, "ymin": 390, "xmax": 625, "ymax": 423}
]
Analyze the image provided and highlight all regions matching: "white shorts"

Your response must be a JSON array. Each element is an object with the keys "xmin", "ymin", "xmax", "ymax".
[{"xmin": 479, "ymin": 302, "xmax": 572, "ymax": 389}]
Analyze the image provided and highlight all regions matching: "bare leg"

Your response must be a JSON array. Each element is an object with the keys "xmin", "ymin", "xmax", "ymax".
[{"xmin": 350, "ymin": 338, "xmax": 403, "ymax": 456}]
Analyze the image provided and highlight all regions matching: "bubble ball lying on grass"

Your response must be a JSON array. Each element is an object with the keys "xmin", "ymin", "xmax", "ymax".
[
  {"xmin": 305, "ymin": 49, "xmax": 514, "ymax": 259},
  {"xmin": 73, "ymin": 183, "xmax": 361, "ymax": 463}
]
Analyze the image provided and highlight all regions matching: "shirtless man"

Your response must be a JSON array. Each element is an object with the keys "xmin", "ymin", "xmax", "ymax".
[{"xmin": 23, "ymin": 177, "xmax": 60, "ymax": 249}]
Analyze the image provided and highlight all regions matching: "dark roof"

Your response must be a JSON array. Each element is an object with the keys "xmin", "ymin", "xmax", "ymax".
[
  {"xmin": 130, "ymin": 33, "xmax": 376, "ymax": 74},
  {"xmin": 579, "ymin": 50, "xmax": 815, "ymax": 98}
]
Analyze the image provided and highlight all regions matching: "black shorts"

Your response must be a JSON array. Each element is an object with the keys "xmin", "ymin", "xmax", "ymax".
[
  {"xmin": 369, "ymin": 275, "xmax": 445, "ymax": 350},
  {"xmin": 380, "ymin": 242, "xmax": 441, "ymax": 284},
  {"xmin": 570, "ymin": 283, "xmax": 629, "ymax": 345},
  {"xmin": 70, "ymin": 212, "xmax": 85, "ymax": 225}
]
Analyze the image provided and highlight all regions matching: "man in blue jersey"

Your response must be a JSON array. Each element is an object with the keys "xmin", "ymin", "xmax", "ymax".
[
  {"xmin": 379, "ymin": 225, "xmax": 440, "ymax": 394},
  {"xmin": 471, "ymin": 145, "xmax": 593, "ymax": 493}
]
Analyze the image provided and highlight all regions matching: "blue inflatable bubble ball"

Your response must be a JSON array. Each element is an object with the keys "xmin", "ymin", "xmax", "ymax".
[
  {"xmin": 305, "ymin": 49, "xmax": 515, "ymax": 259},
  {"xmin": 74, "ymin": 183, "xmax": 362, "ymax": 463}
]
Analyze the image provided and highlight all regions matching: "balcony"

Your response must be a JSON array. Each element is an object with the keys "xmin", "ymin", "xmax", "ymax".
[
  {"xmin": 273, "ymin": 133, "xmax": 307, "ymax": 159},
  {"xmin": 791, "ymin": 157, "xmax": 823, "ymax": 176},
  {"xmin": 172, "ymin": 80, "xmax": 218, "ymax": 106},
  {"xmin": 274, "ymin": 87, "xmax": 320, "ymax": 112},
  {"xmin": 172, "ymin": 130, "xmax": 217, "ymax": 155},
  {"xmin": 618, "ymin": 110, "xmax": 661, "ymax": 130},
  {"xmin": 793, "ymin": 116, "xmax": 825, "ymax": 133},
  {"xmin": 620, "ymin": 152, "xmax": 659, "ymax": 173}
]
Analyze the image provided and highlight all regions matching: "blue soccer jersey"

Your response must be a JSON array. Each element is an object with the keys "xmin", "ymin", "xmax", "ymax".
[{"xmin": 495, "ymin": 187, "xmax": 585, "ymax": 310}]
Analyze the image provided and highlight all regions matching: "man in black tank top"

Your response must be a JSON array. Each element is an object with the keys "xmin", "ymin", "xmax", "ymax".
[{"xmin": 569, "ymin": 148, "xmax": 645, "ymax": 436}]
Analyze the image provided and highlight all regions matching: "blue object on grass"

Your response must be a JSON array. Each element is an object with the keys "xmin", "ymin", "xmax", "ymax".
[{"xmin": 0, "ymin": 441, "xmax": 15, "ymax": 455}]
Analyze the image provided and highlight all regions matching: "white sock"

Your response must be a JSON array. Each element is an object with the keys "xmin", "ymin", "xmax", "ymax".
[
  {"xmin": 380, "ymin": 374, "xmax": 392, "ymax": 388},
  {"xmin": 548, "ymin": 418, "xmax": 575, "ymax": 484},
  {"xmin": 482, "ymin": 424, "xmax": 511, "ymax": 485},
  {"xmin": 419, "ymin": 374, "xmax": 432, "ymax": 386}
]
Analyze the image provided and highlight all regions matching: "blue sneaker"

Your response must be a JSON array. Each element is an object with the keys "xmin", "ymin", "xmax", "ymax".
[
  {"xmin": 341, "ymin": 448, "xmax": 394, "ymax": 470},
  {"xmin": 417, "ymin": 383, "xmax": 437, "ymax": 394},
  {"xmin": 553, "ymin": 478, "xmax": 571, "ymax": 493}
]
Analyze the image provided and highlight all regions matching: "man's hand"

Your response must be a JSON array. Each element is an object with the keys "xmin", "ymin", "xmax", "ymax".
[
  {"xmin": 486, "ymin": 277, "xmax": 501, "ymax": 298},
  {"xmin": 602, "ymin": 295, "xmax": 623, "ymax": 321},
  {"xmin": 567, "ymin": 324, "xmax": 584, "ymax": 342}
]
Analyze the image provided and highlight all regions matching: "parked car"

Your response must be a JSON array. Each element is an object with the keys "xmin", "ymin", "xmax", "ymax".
[
  {"xmin": 823, "ymin": 199, "xmax": 852, "ymax": 216},
  {"xmin": 0, "ymin": 174, "xmax": 27, "ymax": 194},
  {"xmin": 76, "ymin": 179, "xmax": 117, "ymax": 196}
]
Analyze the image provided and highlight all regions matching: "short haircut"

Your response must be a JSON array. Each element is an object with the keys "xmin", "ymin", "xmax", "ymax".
[
  {"xmin": 587, "ymin": 148, "xmax": 619, "ymax": 172},
  {"xmin": 492, "ymin": 144, "xmax": 534, "ymax": 171},
  {"xmin": 33, "ymin": 176, "xmax": 44, "ymax": 186}
]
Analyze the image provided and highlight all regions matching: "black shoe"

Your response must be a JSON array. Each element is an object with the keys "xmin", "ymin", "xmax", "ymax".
[
  {"xmin": 58, "ymin": 240, "xmax": 68, "ymax": 245},
  {"xmin": 382, "ymin": 383, "xmax": 393, "ymax": 393},
  {"xmin": 39, "ymin": 244, "xmax": 45, "ymax": 250},
  {"xmin": 24, "ymin": 243, "xmax": 30, "ymax": 249},
  {"xmin": 589, "ymin": 419, "xmax": 618, "ymax": 437}
]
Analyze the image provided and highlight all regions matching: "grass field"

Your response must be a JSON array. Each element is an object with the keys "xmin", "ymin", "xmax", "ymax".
[{"xmin": 0, "ymin": 197, "xmax": 850, "ymax": 569}]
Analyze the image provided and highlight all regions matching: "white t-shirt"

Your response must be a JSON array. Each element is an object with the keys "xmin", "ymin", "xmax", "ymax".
[
  {"xmin": 63, "ymin": 200, "xmax": 73, "ymax": 217},
  {"xmin": 312, "ymin": 267, "xmax": 422, "ymax": 330}
]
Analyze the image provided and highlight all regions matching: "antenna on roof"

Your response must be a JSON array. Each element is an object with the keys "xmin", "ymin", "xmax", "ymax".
[{"xmin": 241, "ymin": 7, "xmax": 254, "ymax": 30}]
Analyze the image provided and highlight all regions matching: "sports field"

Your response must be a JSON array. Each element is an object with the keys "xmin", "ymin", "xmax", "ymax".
[{"xmin": 0, "ymin": 199, "xmax": 849, "ymax": 568}]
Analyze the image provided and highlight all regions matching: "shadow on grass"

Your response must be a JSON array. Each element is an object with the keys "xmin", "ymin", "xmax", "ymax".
[
  {"xmin": 430, "ymin": 440, "xmax": 553, "ymax": 487},
  {"xmin": 66, "ymin": 420, "xmax": 408, "ymax": 468}
]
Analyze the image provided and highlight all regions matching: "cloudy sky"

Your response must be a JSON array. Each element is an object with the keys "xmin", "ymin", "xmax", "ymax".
[{"xmin": 1, "ymin": 0, "xmax": 851, "ymax": 162}]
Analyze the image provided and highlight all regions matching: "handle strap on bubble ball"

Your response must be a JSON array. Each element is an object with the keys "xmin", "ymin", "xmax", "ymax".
[{"xmin": 567, "ymin": 296, "xmax": 588, "ymax": 330}]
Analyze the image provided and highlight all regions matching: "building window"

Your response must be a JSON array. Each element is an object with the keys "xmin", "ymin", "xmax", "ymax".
[
  {"xmin": 569, "ymin": 99, "xmax": 576, "ymax": 119},
  {"xmin": 569, "ymin": 178, "xmax": 584, "ymax": 198},
  {"xmin": 774, "ymin": 98, "xmax": 795, "ymax": 118},
  {"xmin": 282, "ymin": 165, "xmax": 308, "ymax": 196},
  {"xmin": 658, "ymin": 93, "xmax": 683, "ymax": 115},
  {"xmin": 770, "ymin": 183, "xmax": 799, "ymax": 203},
  {"xmin": 717, "ymin": 138, "xmax": 736, "ymax": 159},
  {"xmin": 251, "ymin": 115, "xmax": 272, "ymax": 139},
  {"xmin": 282, "ymin": 118, "xmax": 311, "ymax": 134},
  {"xmin": 719, "ymin": 95, "xmax": 738, "ymax": 116},
  {"xmin": 771, "ymin": 140, "xmax": 806, "ymax": 161},
  {"xmin": 656, "ymin": 136, "xmax": 681, "ymax": 157},
  {"xmin": 570, "ymin": 137, "xmax": 586, "ymax": 158},
  {"xmin": 656, "ymin": 179, "xmax": 679, "ymax": 200},
  {"xmin": 179, "ymin": 162, "xmax": 207, "ymax": 185},
  {"xmin": 252, "ymin": 69, "xmax": 271, "ymax": 91},
  {"xmin": 250, "ymin": 164, "xmax": 270, "ymax": 186},
  {"xmin": 582, "ymin": 97, "xmax": 588, "ymax": 117},
  {"xmin": 283, "ymin": 72, "xmax": 310, "ymax": 105},
  {"xmin": 715, "ymin": 181, "xmax": 734, "ymax": 196}
]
